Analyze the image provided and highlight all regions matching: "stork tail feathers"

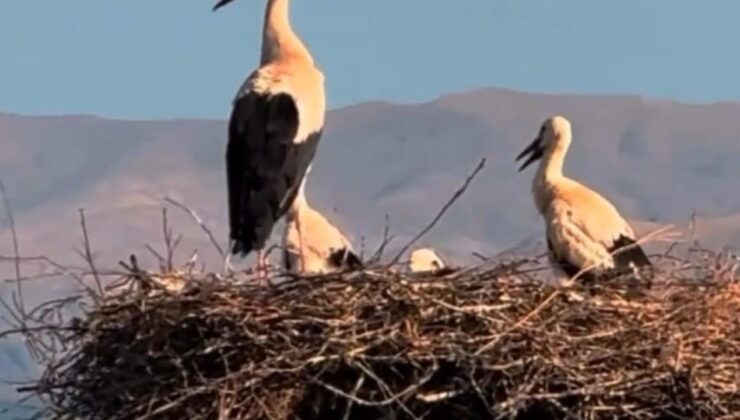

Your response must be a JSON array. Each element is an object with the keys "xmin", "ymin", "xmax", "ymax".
[
  {"xmin": 328, "ymin": 248, "xmax": 362, "ymax": 271},
  {"xmin": 230, "ymin": 215, "xmax": 274, "ymax": 257},
  {"xmin": 609, "ymin": 235, "xmax": 652, "ymax": 269}
]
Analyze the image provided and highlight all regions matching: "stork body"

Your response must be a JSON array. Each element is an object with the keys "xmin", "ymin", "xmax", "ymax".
[
  {"xmin": 516, "ymin": 116, "xmax": 651, "ymax": 282},
  {"xmin": 409, "ymin": 248, "xmax": 447, "ymax": 273},
  {"xmin": 217, "ymin": 0, "xmax": 326, "ymax": 261},
  {"xmin": 282, "ymin": 179, "xmax": 361, "ymax": 274}
]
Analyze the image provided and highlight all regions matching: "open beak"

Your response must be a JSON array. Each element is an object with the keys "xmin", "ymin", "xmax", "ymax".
[
  {"xmin": 515, "ymin": 137, "xmax": 544, "ymax": 172},
  {"xmin": 213, "ymin": 0, "xmax": 235, "ymax": 11}
]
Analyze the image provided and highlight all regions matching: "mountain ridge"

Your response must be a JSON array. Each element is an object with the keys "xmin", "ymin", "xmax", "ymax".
[
  {"xmin": 1, "ymin": 86, "xmax": 739, "ymax": 275},
  {"xmin": 2, "ymin": 85, "xmax": 740, "ymax": 401}
]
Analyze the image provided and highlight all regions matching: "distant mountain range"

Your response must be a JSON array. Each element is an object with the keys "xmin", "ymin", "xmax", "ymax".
[
  {"xmin": 2, "ymin": 87, "xmax": 739, "ymax": 268},
  {"xmin": 2, "ymin": 87, "xmax": 740, "ymax": 400}
]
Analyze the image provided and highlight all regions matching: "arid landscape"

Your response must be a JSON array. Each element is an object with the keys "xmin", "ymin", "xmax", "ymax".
[
  {"xmin": 2, "ymin": 87, "xmax": 740, "ymax": 266},
  {"xmin": 2, "ymin": 86, "xmax": 740, "ymax": 407}
]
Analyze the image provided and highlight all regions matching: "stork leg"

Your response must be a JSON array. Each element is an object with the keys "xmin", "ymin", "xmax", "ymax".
[
  {"xmin": 223, "ymin": 252, "xmax": 233, "ymax": 275},
  {"xmin": 296, "ymin": 215, "xmax": 306, "ymax": 273},
  {"xmin": 256, "ymin": 250, "xmax": 269, "ymax": 283}
]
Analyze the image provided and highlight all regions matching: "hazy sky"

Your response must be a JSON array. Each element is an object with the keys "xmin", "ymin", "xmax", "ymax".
[{"xmin": 1, "ymin": 0, "xmax": 737, "ymax": 119}]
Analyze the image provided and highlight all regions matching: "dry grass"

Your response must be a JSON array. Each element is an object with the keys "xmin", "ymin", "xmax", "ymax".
[{"xmin": 10, "ymin": 249, "xmax": 740, "ymax": 420}]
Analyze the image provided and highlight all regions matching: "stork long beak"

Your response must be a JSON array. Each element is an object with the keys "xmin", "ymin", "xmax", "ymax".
[
  {"xmin": 213, "ymin": 0, "xmax": 235, "ymax": 11},
  {"xmin": 515, "ymin": 137, "xmax": 545, "ymax": 172}
]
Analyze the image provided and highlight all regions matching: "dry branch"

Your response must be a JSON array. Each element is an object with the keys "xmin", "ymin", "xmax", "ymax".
[
  {"xmin": 0, "ymin": 177, "xmax": 25, "ymax": 323},
  {"xmin": 164, "ymin": 196, "xmax": 225, "ymax": 260},
  {"xmin": 390, "ymin": 158, "xmax": 486, "ymax": 265}
]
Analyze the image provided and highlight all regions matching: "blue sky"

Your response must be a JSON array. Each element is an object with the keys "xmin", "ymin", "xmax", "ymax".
[{"xmin": 0, "ymin": 0, "xmax": 738, "ymax": 119}]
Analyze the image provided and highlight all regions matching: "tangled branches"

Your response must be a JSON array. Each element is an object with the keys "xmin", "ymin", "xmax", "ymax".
[{"xmin": 11, "ymin": 249, "xmax": 740, "ymax": 420}]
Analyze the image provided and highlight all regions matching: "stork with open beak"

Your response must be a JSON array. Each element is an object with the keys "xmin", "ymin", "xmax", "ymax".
[{"xmin": 516, "ymin": 115, "xmax": 652, "ymax": 283}]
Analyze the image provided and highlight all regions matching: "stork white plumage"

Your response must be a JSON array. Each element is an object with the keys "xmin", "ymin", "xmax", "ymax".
[
  {"xmin": 215, "ymin": 0, "xmax": 326, "ymax": 272},
  {"xmin": 409, "ymin": 248, "xmax": 447, "ymax": 273},
  {"xmin": 516, "ymin": 115, "xmax": 651, "ymax": 282},
  {"xmin": 282, "ymin": 176, "xmax": 361, "ymax": 274}
]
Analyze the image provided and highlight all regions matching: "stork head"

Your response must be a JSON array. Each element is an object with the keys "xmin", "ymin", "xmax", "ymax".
[
  {"xmin": 516, "ymin": 115, "xmax": 571, "ymax": 171},
  {"xmin": 409, "ymin": 248, "xmax": 446, "ymax": 273},
  {"xmin": 213, "ymin": 0, "xmax": 236, "ymax": 11}
]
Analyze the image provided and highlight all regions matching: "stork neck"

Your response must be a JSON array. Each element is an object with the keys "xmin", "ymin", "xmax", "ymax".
[
  {"xmin": 538, "ymin": 144, "xmax": 567, "ymax": 185},
  {"xmin": 261, "ymin": 0, "xmax": 313, "ymax": 64}
]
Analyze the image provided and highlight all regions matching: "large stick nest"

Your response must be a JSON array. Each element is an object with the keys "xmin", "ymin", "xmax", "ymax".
[{"xmin": 21, "ymin": 253, "xmax": 740, "ymax": 419}]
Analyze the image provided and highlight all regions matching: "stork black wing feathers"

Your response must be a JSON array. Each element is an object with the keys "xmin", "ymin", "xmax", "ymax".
[{"xmin": 227, "ymin": 91, "xmax": 321, "ymax": 256}]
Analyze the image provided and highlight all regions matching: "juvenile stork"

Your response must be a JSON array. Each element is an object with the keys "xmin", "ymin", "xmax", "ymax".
[
  {"xmin": 282, "ymin": 176, "xmax": 361, "ymax": 274},
  {"xmin": 516, "ymin": 115, "xmax": 651, "ymax": 282},
  {"xmin": 215, "ymin": 0, "xmax": 326, "ymax": 272},
  {"xmin": 409, "ymin": 248, "xmax": 447, "ymax": 273}
]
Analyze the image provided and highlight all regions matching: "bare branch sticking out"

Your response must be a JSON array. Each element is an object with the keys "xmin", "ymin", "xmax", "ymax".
[
  {"xmin": 164, "ymin": 196, "xmax": 226, "ymax": 260},
  {"xmin": 390, "ymin": 158, "xmax": 486, "ymax": 265},
  {"xmin": 0, "ymin": 178, "xmax": 25, "ymax": 321}
]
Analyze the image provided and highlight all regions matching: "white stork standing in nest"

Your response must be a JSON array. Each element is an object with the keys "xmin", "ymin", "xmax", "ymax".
[
  {"xmin": 282, "ymin": 171, "xmax": 362, "ymax": 274},
  {"xmin": 215, "ymin": 0, "xmax": 326, "ymax": 274},
  {"xmin": 516, "ymin": 115, "xmax": 651, "ymax": 283}
]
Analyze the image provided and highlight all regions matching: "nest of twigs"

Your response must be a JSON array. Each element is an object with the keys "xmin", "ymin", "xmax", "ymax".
[{"xmin": 19, "ymin": 251, "xmax": 740, "ymax": 420}]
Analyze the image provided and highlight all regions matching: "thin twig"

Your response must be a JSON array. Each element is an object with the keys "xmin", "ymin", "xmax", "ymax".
[
  {"xmin": 162, "ymin": 208, "xmax": 175, "ymax": 272},
  {"xmin": 77, "ymin": 209, "xmax": 103, "ymax": 298},
  {"xmin": 390, "ymin": 158, "xmax": 486, "ymax": 265},
  {"xmin": 0, "ymin": 178, "xmax": 24, "ymax": 318},
  {"xmin": 342, "ymin": 374, "xmax": 366, "ymax": 420},
  {"xmin": 370, "ymin": 214, "xmax": 393, "ymax": 263},
  {"xmin": 164, "ymin": 196, "xmax": 225, "ymax": 259},
  {"xmin": 474, "ymin": 289, "xmax": 561, "ymax": 355}
]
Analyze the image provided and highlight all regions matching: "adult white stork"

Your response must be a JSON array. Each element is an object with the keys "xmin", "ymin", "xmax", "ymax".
[
  {"xmin": 516, "ymin": 115, "xmax": 651, "ymax": 282},
  {"xmin": 409, "ymin": 248, "xmax": 447, "ymax": 273},
  {"xmin": 214, "ymin": 0, "xmax": 326, "ymax": 271},
  {"xmin": 282, "ymin": 176, "xmax": 361, "ymax": 274}
]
